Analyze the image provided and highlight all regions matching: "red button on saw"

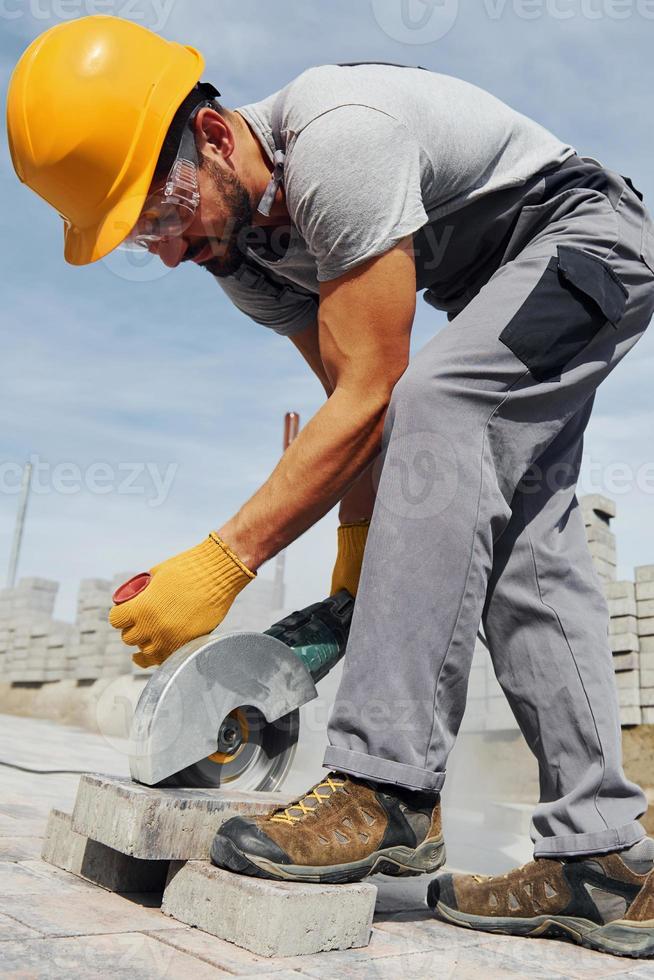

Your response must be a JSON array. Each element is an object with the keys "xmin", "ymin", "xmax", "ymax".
[{"xmin": 112, "ymin": 572, "xmax": 152, "ymax": 604}]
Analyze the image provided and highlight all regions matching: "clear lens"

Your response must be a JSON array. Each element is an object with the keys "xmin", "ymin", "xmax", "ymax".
[
  {"xmin": 120, "ymin": 203, "xmax": 192, "ymax": 251},
  {"xmin": 120, "ymin": 157, "xmax": 200, "ymax": 252}
]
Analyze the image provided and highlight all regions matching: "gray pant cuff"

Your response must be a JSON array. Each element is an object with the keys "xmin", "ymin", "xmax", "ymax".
[
  {"xmin": 323, "ymin": 746, "xmax": 445, "ymax": 792},
  {"xmin": 533, "ymin": 820, "xmax": 647, "ymax": 858}
]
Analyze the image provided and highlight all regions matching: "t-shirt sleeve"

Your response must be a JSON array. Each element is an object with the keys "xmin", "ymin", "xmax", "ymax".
[
  {"xmin": 215, "ymin": 265, "xmax": 318, "ymax": 337},
  {"xmin": 285, "ymin": 104, "xmax": 429, "ymax": 282}
]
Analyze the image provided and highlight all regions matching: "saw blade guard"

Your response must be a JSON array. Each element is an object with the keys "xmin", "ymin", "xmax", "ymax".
[{"xmin": 128, "ymin": 630, "xmax": 317, "ymax": 786}]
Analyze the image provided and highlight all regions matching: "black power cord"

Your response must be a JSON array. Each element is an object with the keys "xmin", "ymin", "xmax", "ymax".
[{"xmin": 0, "ymin": 757, "xmax": 97, "ymax": 776}]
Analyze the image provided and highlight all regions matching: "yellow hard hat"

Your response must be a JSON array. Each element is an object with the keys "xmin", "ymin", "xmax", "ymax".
[{"xmin": 6, "ymin": 15, "xmax": 205, "ymax": 265}]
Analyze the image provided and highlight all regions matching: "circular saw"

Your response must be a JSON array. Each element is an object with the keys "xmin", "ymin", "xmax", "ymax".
[{"xmin": 127, "ymin": 589, "xmax": 354, "ymax": 791}]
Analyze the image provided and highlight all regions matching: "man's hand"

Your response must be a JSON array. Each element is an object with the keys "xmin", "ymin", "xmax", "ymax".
[
  {"xmin": 218, "ymin": 236, "xmax": 417, "ymax": 570},
  {"xmin": 108, "ymin": 534, "xmax": 256, "ymax": 668},
  {"xmin": 330, "ymin": 520, "xmax": 370, "ymax": 597}
]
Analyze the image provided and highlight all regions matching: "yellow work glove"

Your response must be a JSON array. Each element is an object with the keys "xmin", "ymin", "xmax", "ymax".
[
  {"xmin": 330, "ymin": 520, "xmax": 370, "ymax": 597},
  {"xmin": 109, "ymin": 533, "xmax": 256, "ymax": 669}
]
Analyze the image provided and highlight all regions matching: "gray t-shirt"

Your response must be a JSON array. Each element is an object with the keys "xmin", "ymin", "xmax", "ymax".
[{"xmin": 217, "ymin": 64, "xmax": 574, "ymax": 336}]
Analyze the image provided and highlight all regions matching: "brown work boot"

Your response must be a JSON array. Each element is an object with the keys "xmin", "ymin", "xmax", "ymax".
[
  {"xmin": 428, "ymin": 838, "xmax": 654, "ymax": 959},
  {"xmin": 211, "ymin": 771, "xmax": 445, "ymax": 883}
]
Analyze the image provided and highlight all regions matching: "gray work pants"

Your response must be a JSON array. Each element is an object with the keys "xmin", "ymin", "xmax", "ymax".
[{"xmin": 324, "ymin": 163, "xmax": 654, "ymax": 857}]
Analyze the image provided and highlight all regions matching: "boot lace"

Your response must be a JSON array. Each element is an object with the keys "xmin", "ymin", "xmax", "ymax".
[{"xmin": 270, "ymin": 775, "xmax": 346, "ymax": 825}]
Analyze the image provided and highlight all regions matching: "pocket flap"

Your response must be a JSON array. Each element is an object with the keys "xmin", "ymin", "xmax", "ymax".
[{"xmin": 556, "ymin": 244, "xmax": 627, "ymax": 326}]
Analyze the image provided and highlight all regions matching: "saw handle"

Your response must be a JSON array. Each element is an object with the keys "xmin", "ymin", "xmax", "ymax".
[
  {"xmin": 265, "ymin": 589, "xmax": 355, "ymax": 683},
  {"xmin": 112, "ymin": 572, "xmax": 152, "ymax": 605}
]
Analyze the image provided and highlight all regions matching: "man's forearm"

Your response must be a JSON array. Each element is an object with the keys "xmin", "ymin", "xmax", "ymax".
[
  {"xmin": 338, "ymin": 457, "xmax": 378, "ymax": 524},
  {"xmin": 217, "ymin": 387, "xmax": 389, "ymax": 570}
]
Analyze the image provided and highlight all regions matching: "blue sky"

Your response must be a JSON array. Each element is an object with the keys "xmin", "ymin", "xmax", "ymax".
[{"xmin": 1, "ymin": 0, "xmax": 653, "ymax": 620}]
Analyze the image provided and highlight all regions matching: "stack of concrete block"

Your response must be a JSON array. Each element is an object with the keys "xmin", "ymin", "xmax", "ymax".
[
  {"xmin": 605, "ymin": 580, "xmax": 642, "ymax": 726},
  {"xmin": 71, "ymin": 578, "xmax": 111, "ymax": 680},
  {"xmin": 637, "ymin": 565, "xmax": 654, "ymax": 724},
  {"xmin": 42, "ymin": 774, "xmax": 376, "ymax": 956},
  {"xmin": 0, "ymin": 578, "xmax": 59, "ymax": 682},
  {"xmin": 72, "ymin": 577, "xmax": 128, "ymax": 680},
  {"xmin": 581, "ymin": 494, "xmax": 617, "ymax": 583},
  {"xmin": 10, "ymin": 618, "xmax": 78, "ymax": 683}
]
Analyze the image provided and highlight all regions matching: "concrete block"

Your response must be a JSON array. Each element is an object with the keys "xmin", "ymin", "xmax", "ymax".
[
  {"xmin": 162, "ymin": 861, "xmax": 376, "ymax": 957},
  {"xmin": 77, "ymin": 588, "xmax": 112, "ymax": 608},
  {"xmin": 613, "ymin": 652, "xmax": 640, "ymax": 672},
  {"xmin": 638, "ymin": 599, "xmax": 654, "ymax": 618},
  {"xmin": 610, "ymin": 616, "xmax": 638, "ymax": 636},
  {"xmin": 641, "ymin": 670, "xmax": 654, "ymax": 689},
  {"xmin": 636, "ymin": 581, "xmax": 654, "ymax": 601},
  {"xmin": 640, "ymin": 638, "xmax": 654, "ymax": 655},
  {"xmin": 640, "ymin": 688, "xmax": 654, "ymax": 706},
  {"xmin": 71, "ymin": 774, "xmax": 293, "ymax": 860},
  {"xmin": 593, "ymin": 557, "xmax": 617, "ymax": 582},
  {"xmin": 14, "ymin": 670, "xmax": 46, "ymax": 682},
  {"xmin": 636, "ymin": 565, "xmax": 654, "ymax": 583},
  {"xmin": 586, "ymin": 524, "xmax": 616, "ymax": 548},
  {"xmin": 616, "ymin": 670, "xmax": 640, "ymax": 690},
  {"xmin": 581, "ymin": 494, "xmax": 616, "ymax": 520},
  {"xmin": 608, "ymin": 597, "xmax": 638, "ymax": 618},
  {"xmin": 610, "ymin": 627, "xmax": 639, "ymax": 655},
  {"xmin": 620, "ymin": 706, "xmax": 642, "ymax": 726},
  {"xmin": 588, "ymin": 541, "xmax": 617, "ymax": 565},
  {"xmin": 42, "ymin": 809, "xmax": 168, "ymax": 892},
  {"xmin": 642, "ymin": 707, "xmax": 654, "ymax": 724},
  {"xmin": 605, "ymin": 580, "xmax": 636, "ymax": 600},
  {"xmin": 639, "ymin": 617, "xmax": 654, "ymax": 637},
  {"xmin": 618, "ymin": 687, "xmax": 641, "ymax": 707}
]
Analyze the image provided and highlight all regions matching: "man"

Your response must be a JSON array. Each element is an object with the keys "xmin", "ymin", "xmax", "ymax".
[{"xmin": 8, "ymin": 15, "xmax": 654, "ymax": 959}]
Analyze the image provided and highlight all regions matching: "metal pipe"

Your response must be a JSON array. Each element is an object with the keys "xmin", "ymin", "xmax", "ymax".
[
  {"xmin": 272, "ymin": 413, "xmax": 300, "ymax": 610},
  {"xmin": 6, "ymin": 461, "xmax": 32, "ymax": 588}
]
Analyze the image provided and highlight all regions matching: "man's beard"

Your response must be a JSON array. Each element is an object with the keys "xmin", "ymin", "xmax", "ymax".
[{"xmin": 185, "ymin": 160, "xmax": 254, "ymax": 278}]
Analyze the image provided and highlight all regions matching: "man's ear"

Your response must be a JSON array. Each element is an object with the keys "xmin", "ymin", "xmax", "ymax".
[{"xmin": 194, "ymin": 107, "xmax": 234, "ymax": 162}]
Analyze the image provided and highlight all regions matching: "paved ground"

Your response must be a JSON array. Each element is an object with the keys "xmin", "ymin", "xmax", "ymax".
[{"xmin": 0, "ymin": 713, "xmax": 652, "ymax": 979}]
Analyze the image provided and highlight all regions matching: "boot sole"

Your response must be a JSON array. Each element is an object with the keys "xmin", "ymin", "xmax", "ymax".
[
  {"xmin": 427, "ymin": 886, "xmax": 654, "ymax": 959},
  {"xmin": 211, "ymin": 834, "xmax": 446, "ymax": 884}
]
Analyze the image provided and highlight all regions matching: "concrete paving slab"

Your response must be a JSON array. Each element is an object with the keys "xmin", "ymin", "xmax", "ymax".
[
  {"xmin": 71, "ymin": 774, "xmax": 293, "ymax": 860},
  {"xmin": 42, "ymin": 809, "xmax": 169, "ymax": 892},
  {"xmin": 2, "ymin": 859, "xmax": 182, "ymax": 937},
  {"xmin": 474, "ymin": 933, "xmax": 636, "ymax": 979},
  {"xmin": 0, "ymin": 933, "xmax": 228, "ymax": 979},
  {"xmin": 0, "ymin": 910, "xmax": 42, "ymax": 941},
  {"xmin": 0, "ymin": 835, "xmax": 43, "ymax": 861},
  {"xmin": 373, "ymin": 909, "xmax": 490, "ymax": 951},
  {"xmin": 0, "ymin": 812, "xmax": 51, "ymax": 837},
  {"xmin": 161, "ymin": 860, "xmax": 377, "ymax": 957},
  {"xmin": 295, "ymin": 946, "xmax": 530, "ymax": 979},
  {"xmin": 143, "ymin": 920, "xmax": 463, "ymax": 975}
]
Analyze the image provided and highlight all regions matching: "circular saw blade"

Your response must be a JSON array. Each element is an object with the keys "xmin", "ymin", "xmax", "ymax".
[
  {"xmin": 128, "ymin": 630, "xmax": 316, "ymax": 787},
  {"xmin": 157, "ymin": 706, "xmax": 300, "ymax": 791}
]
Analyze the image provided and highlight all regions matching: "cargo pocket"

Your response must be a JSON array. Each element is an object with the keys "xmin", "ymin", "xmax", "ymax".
[{"xmin": 499, "ymin": 244, "xmax": 628, "ymax": 382}]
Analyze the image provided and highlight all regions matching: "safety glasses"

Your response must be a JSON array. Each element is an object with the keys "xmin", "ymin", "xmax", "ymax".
[{"xmin": 121, "ymin": 101, "xmax": 214, "ymax": 251}]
